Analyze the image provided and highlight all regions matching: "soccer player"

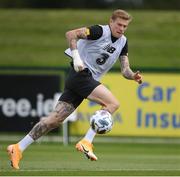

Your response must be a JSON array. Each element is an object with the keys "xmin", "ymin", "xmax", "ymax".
[{"xmin": 7, "ymin": 9, "xmax": 142, "ymax": 169}]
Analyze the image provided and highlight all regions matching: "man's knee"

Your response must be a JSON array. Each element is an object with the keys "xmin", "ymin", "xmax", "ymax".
[
  {"xmin": 110, "ymin": 100, "xmax": 120, "ymax": 113},
  {"xmin": 104, "ymin": 99, "xmax": 120, "ymax": 114},
  {"xmin": 41, "ymin": 101, "xmax": 75, "ymax": 128}
]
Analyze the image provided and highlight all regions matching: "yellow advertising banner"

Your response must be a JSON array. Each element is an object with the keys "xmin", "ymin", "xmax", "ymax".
[{"xmin": 70, "ymin": 73, "xmax": 180, "ymax": 137}]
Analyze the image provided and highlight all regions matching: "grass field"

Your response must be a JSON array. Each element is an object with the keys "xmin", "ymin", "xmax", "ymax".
[
  {"xmin": 1, "ymin": 141, "xmax": 180, "ymax": 176},
  {"xmin": 0, "ymin": 9, "xmax": 180, "ymax": 69}
]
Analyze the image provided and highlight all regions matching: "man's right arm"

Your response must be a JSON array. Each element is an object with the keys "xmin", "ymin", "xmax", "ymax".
[
  {"xmin": 65, "ymin": 27, "xmax": 89, "ymax": 72},
  {"xmin": 65, "ymin": 27, "xmax": 89, "ymax": 50},
  {"xmin": 66, "ymin": 25, "xmax": 102, "ymax": 49},
  {"xmin": 65, "ymin": 25, "xmax": 103, "ymax": 72}
]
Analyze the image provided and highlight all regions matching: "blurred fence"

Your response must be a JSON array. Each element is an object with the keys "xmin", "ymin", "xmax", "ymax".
[{"xmin": 0, "ymin": 0, "xmax": 180, "ymax": 10}]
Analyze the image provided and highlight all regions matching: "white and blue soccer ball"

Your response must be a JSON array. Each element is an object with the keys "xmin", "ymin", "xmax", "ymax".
[{"xmin": 90, "ymin": 110, "xmax": 113, "ymax": 134}]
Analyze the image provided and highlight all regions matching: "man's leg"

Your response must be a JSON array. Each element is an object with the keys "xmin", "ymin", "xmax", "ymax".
[
  {"xmin": 76, "ymin": 84, "xmax": 119, "ymax": 160},
  {"xmin": 7, "ymin": 101, "xmax": 75, "ymax": 170},
  {"xmin": 87, "ymin": 84, "xmax": 120, "ymax": 114}
]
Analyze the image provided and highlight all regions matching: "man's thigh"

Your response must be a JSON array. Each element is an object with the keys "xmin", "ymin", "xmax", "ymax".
[{"xmin": 87, "ymin": 84, "xmax": 119, "ymax": 107}]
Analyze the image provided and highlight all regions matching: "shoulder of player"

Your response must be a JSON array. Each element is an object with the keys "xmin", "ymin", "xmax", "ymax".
[
  {"xmin": 86, "ymin": 25, "xmax": 103, "ymax": 40},
  {"xmin": 122, "ymin": 35, "xmax": 128, "ymax": 44}
]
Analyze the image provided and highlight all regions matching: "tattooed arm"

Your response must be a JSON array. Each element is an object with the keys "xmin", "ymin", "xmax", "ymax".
[
  {"xmin": 65, "ymin": 27, "xmax": 89, "ymax": 50},
  {"xmin": 120, "ymin": 55, "xmax": 134, "ymax": 79},
  {"xmin": 120, "ymin": 55, "xmax": 142, "ymax": 84},
  {"xmin": 65, "ymin": 27, "xmax": 89, "ymax": 72}
]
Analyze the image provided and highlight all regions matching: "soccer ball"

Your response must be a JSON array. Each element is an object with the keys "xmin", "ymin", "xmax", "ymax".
[{"xmin": 90, "ymin": 110, "xmax": 113, "ymax": 134}]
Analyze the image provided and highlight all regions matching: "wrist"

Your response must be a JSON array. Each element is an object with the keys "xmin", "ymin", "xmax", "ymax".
[
  {"xmin": 72, "ymin": 49, "xmax": 81, "ymax": 61},
  {"xmin": 122, "ymin": 68, "xmax": 134, "ymax": 80}
]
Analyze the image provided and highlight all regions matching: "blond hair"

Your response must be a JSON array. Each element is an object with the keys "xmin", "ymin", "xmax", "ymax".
[{"xmin": 111, "ymin": 9, "xmax": 132, "ymax": 22}]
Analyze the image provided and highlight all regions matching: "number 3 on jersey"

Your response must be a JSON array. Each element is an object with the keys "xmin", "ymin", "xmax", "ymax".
[
  {"xmin": 96, "ymin": 53, "xmax": 109, "ymax": 65},
  {"xmin": 96, "ymin": 46, "xmax": 116, "ymax": 65}
]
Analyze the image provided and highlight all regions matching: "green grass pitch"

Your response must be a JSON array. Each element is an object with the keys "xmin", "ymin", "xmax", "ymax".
[{"xmin": 1, "ymin": 141, "xmax": 180, "ymax": 176}]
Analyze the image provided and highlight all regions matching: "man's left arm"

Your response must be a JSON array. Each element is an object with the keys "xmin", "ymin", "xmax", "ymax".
[{"xmin": 119, "ymin": 55, "xmax": 142, "ymax": 84}]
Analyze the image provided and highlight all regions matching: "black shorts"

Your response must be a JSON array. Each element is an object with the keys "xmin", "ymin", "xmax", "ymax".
[{"xmin": 59, "ymin": 67, "xmax": 101, "ymax": 108}]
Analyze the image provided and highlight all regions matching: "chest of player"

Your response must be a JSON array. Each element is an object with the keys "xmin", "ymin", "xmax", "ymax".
[
  {"xmin": 86, "ymin": 37, "xmax": 125, "ymax": 59},
  {"xmin": 84, "ymin": 39, "xmax": 125, "ymax": 68}
]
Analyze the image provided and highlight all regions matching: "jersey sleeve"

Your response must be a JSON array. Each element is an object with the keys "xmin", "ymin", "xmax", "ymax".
[
  {"xmin": 86, "ymin": 25, "xmax": 103, "ymax": 40},
  {"xmin": 120, "ymin": 40, "xmax": 128, "ymax": 56}
]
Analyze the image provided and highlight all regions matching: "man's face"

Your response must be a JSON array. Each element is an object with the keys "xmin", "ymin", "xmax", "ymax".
[{"xmin": 109, "ymin": 17, "xmax": 129, "ymax": 38}]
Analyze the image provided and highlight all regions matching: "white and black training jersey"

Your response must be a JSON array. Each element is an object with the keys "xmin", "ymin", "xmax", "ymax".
[{"xmin": 65, "ymin": 25, "xmax": 128, "ymax": 81}]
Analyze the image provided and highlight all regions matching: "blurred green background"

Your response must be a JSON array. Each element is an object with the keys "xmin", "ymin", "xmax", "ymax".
[{"xmin": 0, "ymin": 9, "xmax": 180, "ymax": 69}]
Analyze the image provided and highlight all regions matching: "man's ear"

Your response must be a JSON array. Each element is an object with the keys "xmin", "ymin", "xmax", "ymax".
[{"xmin": 109, "ymin": 18, "xmax": 113, "ymax": 24}]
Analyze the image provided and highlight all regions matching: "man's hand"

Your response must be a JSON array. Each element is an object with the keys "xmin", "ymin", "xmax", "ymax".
[
  {"xmin": 72, "ymin": 49, "xmax": 84, "ymax": 72},
  {"xmin": 133, "ymin": 71, "xmax": 143, "ymax": 84},
  {"xmin": 73, "ymin": 57, "xmax": 84, "ymax": 72}
]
